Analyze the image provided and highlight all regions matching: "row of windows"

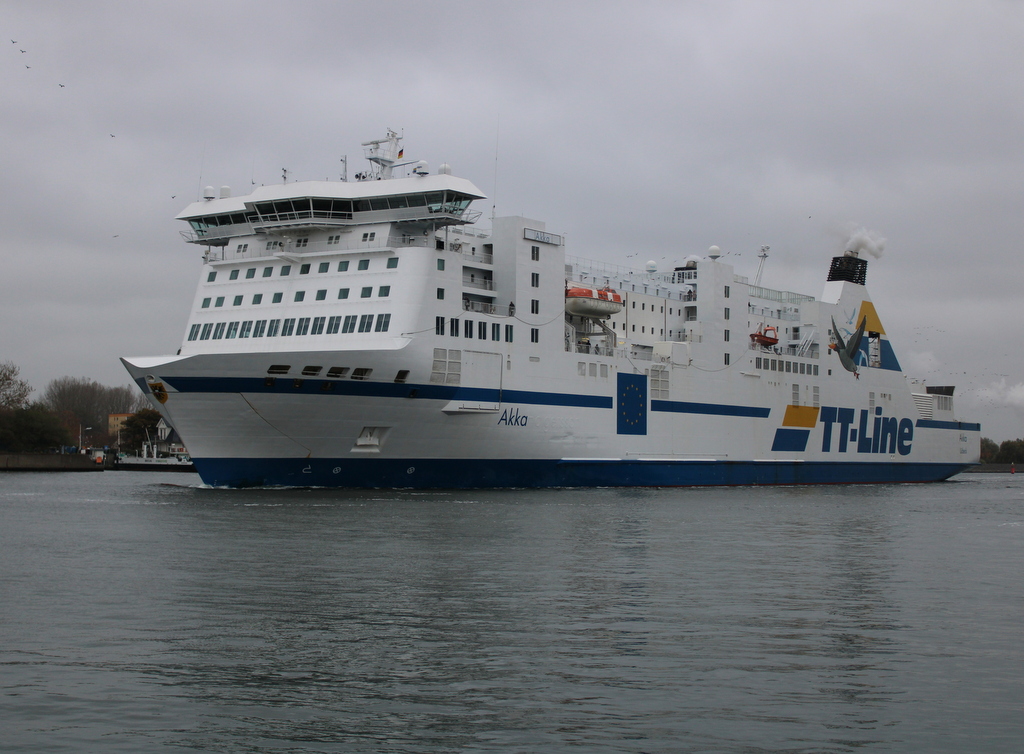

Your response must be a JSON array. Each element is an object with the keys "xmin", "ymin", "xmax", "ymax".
[
  {"xmin": 187, "ymin": 313, "xmax": 392, "ymax": 341},
  {"xmin": 201, "ymin": 286, "xmax": 390, "ymax": 308},
  {"xmin": 207, "ymin": 257, "xmax": 398, "ymax": 282},
  {"xmin": 755, "ymin": 356, "xmax": 819, "ymax": 376},
  {"xmin": 434, "ymin": 317, "xmax": 513, "ymax": 342}
]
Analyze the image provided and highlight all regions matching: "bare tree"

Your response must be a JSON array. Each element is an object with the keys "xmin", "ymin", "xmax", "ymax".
[
  {"xmin": 0, "ymin": 361, "xmax": 32, "ymax": 409},
  {"xmin": 41, "ymin": 377, "xmax": 147, "ymax": 444}
]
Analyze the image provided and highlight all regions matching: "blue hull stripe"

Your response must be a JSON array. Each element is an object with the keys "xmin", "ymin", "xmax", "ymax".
[
  {"xmin": 916, "ymin": 419, "xmax": 982, "ymax": 432},
  {"xmin": 192, "ymin": 457, "xmax": 974, "ymax": 489},
  {"xmin": 652, "ymin": 399, "xmax": 771, "ymax": 418},
  {"xmin": 162, "ymin": 376, "xmax": 612, "ymax": 409}
]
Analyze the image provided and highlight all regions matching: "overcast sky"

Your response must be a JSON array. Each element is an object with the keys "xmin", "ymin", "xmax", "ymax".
[{"xmin": 3, "ymin": 0, "xmax": 1023, "ymax": 440}]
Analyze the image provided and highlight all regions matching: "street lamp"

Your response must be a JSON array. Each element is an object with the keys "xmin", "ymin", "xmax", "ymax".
[{"xmin": 79, "ymin": 425, "xmax": 92, "ymax": 452}]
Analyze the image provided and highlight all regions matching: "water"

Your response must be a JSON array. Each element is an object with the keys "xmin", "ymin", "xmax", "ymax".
[{"xmin": 1, "ymin": 472, "xmax": 1022, "ymax": 753}]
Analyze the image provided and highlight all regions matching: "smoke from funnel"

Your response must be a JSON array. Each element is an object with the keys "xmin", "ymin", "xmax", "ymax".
[{"xmin": 844, "ymin": 225, "xmax": 886, "ymax": 259}]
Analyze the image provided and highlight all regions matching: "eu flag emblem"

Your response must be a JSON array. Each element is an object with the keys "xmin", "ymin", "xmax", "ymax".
[{"xmin": 617, "ymin": 373, "xmax": 647, "ymax": 435}]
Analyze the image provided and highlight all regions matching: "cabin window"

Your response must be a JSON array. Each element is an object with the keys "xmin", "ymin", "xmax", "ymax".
[
  {"xmin": 531, "ymin": 273, "xmax": 539, "ymax": 288},
  {"xmin": 239, "ymin": 321, "xmax": 253, "ymax": 338},
  {"xmin": 358, "ymin": 314, "xmax": 373, "ymax": 333},
  {"xmin": 724, "ymin": 285, "xmax": 730, "ymax": 298},
  {"xmin": 505, "ymin": 325, "xmax": 514, "ymax": 342},
  {"xmin": 437, "ymin": 288, "xmax": 445, "ymax": 300},
  {"xmin": 435, "ymin": 316, "xmax": 445, "ymax": 335},
  {"xmin": 437, "ymin": 259, "xmax": 445, "ymax": 270},
  {"xmin": 267, "ymin": 364, "xmax": 290, "ymax": 375},
  {"xmin": 272, "ymin": 292, "xmax": 283, "ymax": 303},
  {"xmin": 212, "ymin": 323, "xmax": 225, "ymax": 340},
  {"xmin": 351, "ymin": 368, "xmax": 372, "ymax": 380},
  {"xmin": 338, "ymin": 288, "xmax": 349, "ymax": 299},
  {"xmin": 225, "ymin": 322, "xmax": 239, "ymax": 339},
  {"xmin": 200, "ymin": 323, "xmax": 213, "ymax": 340},
  {"xmin": 387, "ymin": 257, "xmax": 399, "ymax": 269},
  {"xmin": 478, "ymin": 321, "xmax": 487, "ymax": 339},
  {"xmin": 395, "ymin": 370, "xmax": 410, "ymax": 383},
  {"xmin": 246, "ymin": 268, "xmax": 256, "ymax": 279},
  {"xmin": 280, "ymin": 265, "xmax": 291, "ymax": 276},
  {"xmin": 492, "ymin": 323, "xmax": 500, "ymax": 341},
  {"xmin": 253, "ymin": 320, "xmax": 267, "ymax": 338},
  {"xmin": 342, "ymin": 316, "xmax": 357, "ymax": 334},
  {"xmin": 375, "ymin": 314, "xmax": 391, "ymax": 332},
  {"xmin": 326, "ymin": 316, "xmax": 341, "ymax": 334},
  {"xmin": 436, "ymin": 239, "xmax": 445, "ymax": 250},
  {"xmin": 724, "ymin": 307, "xmax": 730, "ymax": 320},
  {"xmin": 464, "ymin": 319, "xmax": 474, "ymax": 338},
  {"xmin": 378, "ymin": 286, "xmax": 390, "ymax": 297},
  {"xmin": 295, "ymin": 318, "xmax": 310, "ymax": 336},
  {"xmin": 267, "ymin": 319, "xmax": 281, "ymax": 337},
  {"xmin": 229, "ymin": 270, "xmax": 239, "ymax": 280},
  {"xmin": 296, "ymin": 238, "xmax": 309, "ymax": 247},
  {"xmin": 201, "ymin": 298, "xmax": 211, "ymax": 308},
  {"xmin": 315, "ymin": 289, "xmax": 326, "ymax": 301},
  {"xmin": 281, "ymin": 318, "xmax": 295, "ymax": 336},
  {"xmin": 327, "ymin": 235, "xmax": 340, "ymax": 245},
  {"xmin": 263, "ymin": 267, "xmax": 273, "ymax": 277},
  {"xmin": 327, "ymin": 367, "xmax": 349, "ymax": 378},
  {"xmin": 187, "ymin": 324, "xmax": 200, "ymax": 341},
  {"xmin": 294, "ymin": 291, "xmax": 305, "ymax": 302},
  {"xmin": 724, "ymin": 330, "xmax": 730, "ymax": 342},
  {"xmin": 531, "ymin": 328, "xmax": 539, "ymax": 343},
  {"xmin": 233, "ymin": 296, "xmax": 243, "ymax": 306},
  {"xmin": 215, "ymin": 297, "xmax": 224, "ymax": 307},
  {"xmin": 531, "ymin": 246, "xmax": 540, "ymax": 261},
  {"xmin": 724, "ymin": 353, "xmax": 730, "ymax": 365},
  {"xmin": 302, "ymin": 365, "xmax": 322, "ymax": 376},
  {"xmin": 358, "ymin": 259, "xmax": 370, "ymax": 271},
  {"xmin": 531, "ymin": 299, "xmax": 539, "ymax": 314},
  {"xmin": 300, "ymin": 264, "xmax": 311, "ymax": 275},
  {"xmin": 361, "ymin": 287, "xmax": 372, "ymax": 298},
  {"xmin": 338, "ymin": 260, "xmax": 349, "ymax": 272},
  {"xmin": 207, "ymin": 271, "xmax": 217, "ymax": 282},
  {"xmin": 449, "ymin": 318, "xmax": 460, "ymax": 337}
]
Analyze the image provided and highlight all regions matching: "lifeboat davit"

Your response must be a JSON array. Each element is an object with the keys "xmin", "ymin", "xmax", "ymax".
[
  {"xmin": 565, "ymin": 286, "xmax": 624, "ymax": 317},
  {"xmin": 750, "ymin": 324, "xmax": 779, "ymax": 347}
]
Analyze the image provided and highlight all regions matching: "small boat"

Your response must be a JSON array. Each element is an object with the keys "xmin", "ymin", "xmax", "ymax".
[
  {"xmin": 565, "ymin": 286, "xmax": 624, "ymax": 318},
  {"xmin": 750, "ymin": 324, "xmax": 779, "ymax": 347}
]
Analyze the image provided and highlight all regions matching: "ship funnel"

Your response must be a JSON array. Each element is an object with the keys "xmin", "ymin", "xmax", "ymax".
[
  {"xmin": 827, "ymin": 254, "xmax": 868, "ymax": 285},
  {"xmin": 202, "ymin": 186, "xmax": 215, "ymax": 201}
]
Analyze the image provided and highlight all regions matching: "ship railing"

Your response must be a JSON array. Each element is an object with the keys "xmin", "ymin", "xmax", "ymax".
[
  {"xmin": 463, "ymin": 278, "xmax": 495, "ymax": 291},
  {"xmin": 747, "ymin": 341, "xmax": 820, "ymax": 358},
  {"xmin": 459, "ymin": 250, "xmax": 494, "ymax": 264},
  {"xmin": 250, "ymin": 206, "xmax": 482, "ymax": 230},
  {"xmin": 463, "ymin": 300, "xmax": 509, "ymax": 316},
  {"xmin": 748, "ymin": 285, "xmax": 815, "ymax": 304}
]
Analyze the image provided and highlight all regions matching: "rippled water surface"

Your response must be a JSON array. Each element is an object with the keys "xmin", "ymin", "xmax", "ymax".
[{"xmin": 2, "ymin": 471, "xmax": 1022, "ymax": 752}]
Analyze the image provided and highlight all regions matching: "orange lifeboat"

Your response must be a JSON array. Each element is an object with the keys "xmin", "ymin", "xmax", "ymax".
[
  {"xmin": 565, "ymin": 286, "xmax": 624, "ymax": 317},
  {"xmin": 750, "ymin": 324, "xmax": 779, "ymax": 347}
]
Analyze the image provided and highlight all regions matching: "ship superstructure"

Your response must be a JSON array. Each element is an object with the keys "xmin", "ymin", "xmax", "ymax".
[{"xmin": 123, "ymin": 131, "xmax": 980, "ymax": 487}]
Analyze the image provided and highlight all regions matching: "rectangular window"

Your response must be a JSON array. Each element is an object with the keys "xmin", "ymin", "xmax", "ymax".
[
  {"xmin": 378, "ymin": 286, "xmax": 390, "ymax": 297},
  {"xmin": 531, "ymin": 328, "xmax": 539, "ymax": 343},
  {"xmin": 358, "ymin": 259, "xmax": 370, "ymax": 271},
  {"xmin": 212, "ymin": 322, "xmax": 226, "ymax": 340},
  {"xmin": 246, "ymin": 268, "xmax": 256, "ymax": 279},
  {"xmin": 793, "ymin": 383, "xmax": 800, "ymax": 405},
  {"xmin": 201, "ymin": 298, "xmax": 211, "ymax": 308},
  {"xmin": 318, "ymin": 262, "xmax": 330, "ymax": 273},
  {"xmin": 437, "ymin": 288, "xmax": 445, "ymax": 300},
  {"xmin": 229, "ymin": 269, "xmax": 239, "ymax": 280},
  {"xmin": 233, "ymin": 295, "xmax": 243, "ymax": 306},
  {"xmin": 724, "ymin": 329, "xmax": 730, "ymax": 342},
  {"xmin": 437, "ymin": 259, "xmax": 445, "ymax": 271},
  {"xmin": 327, "ymin": 235, "xmax": 340, "ymax": 245},
  {"xmin": 281, "ymin": 318, "xmax": 296, "ymax": 336},
  {"xmin": 272, "ymin": 292, "xmax": 283, "ymax": 303},
  {"xmin": 207, "ymin": 271, "xmax": 217, "ymax": 282},
  {"xmin": 435, "ymin": 316, "xmax": 445, "ymax": 335},
  {"xmin": 267, "ymin": 319, "xmax": 280, "ymax": 337},
  {"xmin": 338, "ymin": 288, "xmax": 349, "ymax": 299},
  {"xmin": 464, "ymin": 319, "xmax": 474, "ymax": 338},
  {"xmin": 316, "ymin": 289, "xmax": 327, "ymax": 301},
  {"xmin": 338, "ymin": 260, "xmax": 349, "ymax": 272},
  {"xmin": 237, "ymin": 243, "xmax": 249, "ymax": 254},
  {"xmin": 386, "ymin": 257, "xmax": 399, "ymax": 269},
  {"xmin": 262, "ymin": 267, "xmax": 273, "ymax": 277},
  {"xmin": 724, "ymin": 307, "xmax": 730, "ymax": 320},
  {"xmin": 296, "ymin": 238, "xmax": 309, "ymax": 247},
  {"xmin": 215, "ymin": 296, "xmax": 224, "ymax": 307},
  {"xmin": 478, "ymin": 321, "xmax": 487, "ymax": 339},
  {"xmin": 252, "ymin": 294, "xmax": 263, "ymax": 305},
  {"xmin": 294, "ymin": 291, "xmax": 305, "ymax": 302},
  {"xmin": 280, "ymin": 265, "xmax": 291, "ymax": 276},
  {"xmin": 311, "ymin": 316, "xmax": 325, "ymax": 335},
  {"xmin": 239, "ymin": 321, "xmax": 253, "ymax": 338},
  {"xmin": 531, "ymin": 299, "xmax": 539, "ymax": 314},
  {"xmin": 295, "ymin": 317, "xmax": 310, "ymax": 336},
  {"xmin": 492, "ymin": 323, "xmax": 500, "ymax": 341},
  {"xmin": 505, "ymin": 324, "xmax": 513, "ymax": 342},
  {"xmin": 253, "ymin": 320, "xmax": 267, "ymax": 338},
  {"xmin": 225, "ymin": 321, "xmax": 239, "ymax": 339},
  {"xmin": 187, "ymin": 324, "xmax": 200, "ymax": 341},
  {"xmin": 200, "ymin": 323, "xmax": 213, "ymax": 340},
  {"xmin": 326, "ymin": 316, "xmax": 341, "ymax": 334},
  {"xmin": 299, "ymin": 264, "xmax": 311, "ymax": 275},
  {"xmin": 531, "ymin": 272, "xmax": 539, "ymax": 287},
  {"xmin": 361, "ymin": 287, "xmax": 372, "ymax": 298},
  {"xmin": 265, "ymin": 241, "xmax": 279, "ymax": 251},
  {"xmin": 375, "ymin": 313, "xmax": 391, "ymax": 332},
  {"xmin": 531, "ymin": 246, "xmax": 540, "ymax": 261},
  {"xmin": 450, "ymin": 318, "xmax": 460, "ymax": 337},
  {"xmin": 342, "ymin": 315, "xmax": 357, "ymax": 334},
  {"xmin": 724, "ymin": 285, "xmax": 730, "ymax": 298},
  {"xmin": 358, "ymin": 314, "xmax": 373, "ymax": 332},
  {"xmin": 724, "ymin": 353, "xmax": 730, "ymax": 365}
]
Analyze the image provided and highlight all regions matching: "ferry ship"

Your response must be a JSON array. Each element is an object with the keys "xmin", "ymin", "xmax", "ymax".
[{"xmin": 122, "ymin": 131, "xmax": 980, "ymax": 488}]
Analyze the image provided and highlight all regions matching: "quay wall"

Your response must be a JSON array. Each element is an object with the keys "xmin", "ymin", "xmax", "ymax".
[{"xmin": 1, "ymin": 454, "xmax": 104, "ymax": 472}]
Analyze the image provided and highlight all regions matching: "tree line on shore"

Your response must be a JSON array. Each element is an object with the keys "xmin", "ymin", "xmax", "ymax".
[{"xmin": 0, "ymin": 361, "xmax": 160, "ymax": 453}]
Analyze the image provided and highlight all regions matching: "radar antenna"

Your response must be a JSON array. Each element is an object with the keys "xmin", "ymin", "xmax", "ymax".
[
  {"xmin": 360, "ymin": 129, "xmax": 403, "ymax": 180},
  {"xmin": 753, "ymin": 245, "xmax": 769, "ymax": 287}
]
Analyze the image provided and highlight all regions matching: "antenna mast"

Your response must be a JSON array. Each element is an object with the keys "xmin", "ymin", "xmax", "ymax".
[{"xmin": 754, "ymin": 246, "xmax": 769, "ymax": 287}]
